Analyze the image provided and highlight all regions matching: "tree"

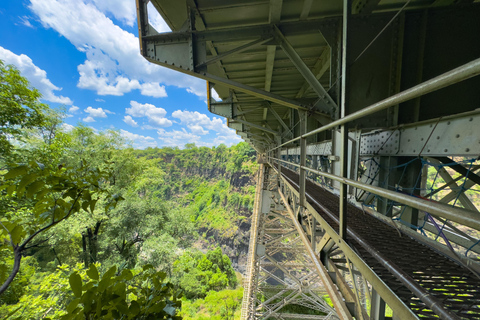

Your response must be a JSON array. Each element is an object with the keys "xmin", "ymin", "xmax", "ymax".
[
  {"xmin": 0, "ymin": 60, "xmax": 47, "ymax": 159},
  {"xmin": 172, "ymin": 248, "xmax": 237, "ymax": 299},
  {"xmin": 61, "ymin": 264, "xmax": 181, "ymax": 320},
  {"xmin": 0, "ymin": 161, "xmax": 122, "ymax": 295}
]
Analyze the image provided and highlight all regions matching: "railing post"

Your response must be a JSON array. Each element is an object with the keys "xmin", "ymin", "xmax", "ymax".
[
  {"xmin": 339, "ymin": 0, "xmax": 351, "ymax": 241},
  {"xmin": 299, "ymin": 110, "xmax": 307, "ymax": 208}
]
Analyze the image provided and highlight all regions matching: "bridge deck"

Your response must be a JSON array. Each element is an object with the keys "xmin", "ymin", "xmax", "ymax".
[{"xmin": 281, "ymin": 168, "xmax": 480, "ymax": 319}]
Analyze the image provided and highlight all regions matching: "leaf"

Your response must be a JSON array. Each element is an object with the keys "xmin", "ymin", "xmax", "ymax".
[
  {"xmin": 103, "ymin": 266, "xmax": 117, "ymax": 280},
  {"xmin": 10, "ymin": 225, "xmax": 24, "ymax": 245},
  {"xmin": 69, "ymin": 272, "xmax": 83, "ymax": 298},
  {"xmin": 4, "ymin": 165, "xmax": 28, "ymax": 180},
  {"xmin": 7, "ymin": 185, "xmax": 15, "ymax": 196},
  {"xmin": 67, "ymin": 298, "xmax": 81, "ymax": 313},
  {"xmin": 26, "ymin": 180, "xmax": 44, "ymax": 199},
  {"xmin": 120, "ymin": 269, "xmax": 133, "ymax": 281},
  {"xmin": 114, "ymin": 282, "xmax": 126, "ymax": 298},
  {"xmin": 89, "ymin": 199, "xmax": 97, "ymax": 213},
  {"xmin": 129, "ymin": 300, "xmax": 140, "ymax": 316},
  {"xmin": 163, "ymin": 305, "xmax": 176, "ymax": 316},
  {"xmin": 86, "ymin": 264, "xmax": 99, "ymax": 281},
  {"xmin": 142, "ymin": 264, "xmax": 154, "ymax": 271},
  {"xmin": 17, "ymin": 173, "xmax": 37, "ymax": 196},
  {"xmin": 81, "ymin": 201, "xmax": 89, "ymax": 213},
  {"xmin": 35, "ymin": 161, "xmax": 45, "ymax": 170}
]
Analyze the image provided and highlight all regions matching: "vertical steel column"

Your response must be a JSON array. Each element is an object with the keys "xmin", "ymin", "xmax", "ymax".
[
  {"xmin": 339, "ymin": 0, "xmax": 351, "ymax": 240},
  {"xmin": 299, "ymin": 110, "xmax": 307, "ymax": 207}
]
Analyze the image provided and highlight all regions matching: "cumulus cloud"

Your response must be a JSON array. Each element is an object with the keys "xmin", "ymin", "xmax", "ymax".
[
  {"xmin": 126, "ymin": 101, "xmax": 172, "ymax": 128},
  {"xmin": 90, "ymin": 0, "xmax": 136, "ymax": 26},
  {"xmin": 155, "ymin": 110, "xmax": 242, "ymax": 147},
  {"xmin": 123, "ymin": 115, "xmax": 138, "ymax": 127},
  {"xmin": 69, "ymin": 105, "xmax": 79, "ymax": 113},
  {"xmin": 146, "ymin": 2, "xmax": 171, "ymax": 33},
  {"xmin": 61, "ymin": 123, "xmax": 75, "ymax": 132},
  {"xmin": 0, "ymin": 46, "xmax": 72, "ymax": 105},
  {"xmin": 83, "ymin": 116, "xmax": 95, "ymax": 122},
  {"xmin": 84, "ymin": 106, "xmax": 112, "ymax": 118},
  {"xmin": 28, "ymin": 0, "xmax": 206, "ymax": 98},
  {"xmin": 157, "ymin": 128, "xmax": 201, "ymax": 147},
  {"xmin": 171, "ymin": 110, "xmax": 239, "ymax": 138},
  {"xmin": 120, "ymin": 129, "xmax": 157, "ymax": 149},
  {"xmin": 140, "ymin": 82, "xmax": 167, "ymax": 98}
]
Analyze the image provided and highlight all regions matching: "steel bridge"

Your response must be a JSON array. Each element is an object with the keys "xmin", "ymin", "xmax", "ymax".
[{"xmin": 136, "ymin": 0, "xmax": 480, "ymax": 319}]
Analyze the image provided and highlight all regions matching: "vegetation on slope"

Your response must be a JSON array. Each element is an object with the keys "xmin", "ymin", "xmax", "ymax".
[{"xmin": 0, "ymin": 60, "xmax": 257, "ymax": 319}]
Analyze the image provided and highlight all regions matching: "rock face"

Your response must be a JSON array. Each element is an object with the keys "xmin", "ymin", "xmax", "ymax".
[{"xmin": 196, "ymin": 171, "xmax": 255, "ymax": 276}]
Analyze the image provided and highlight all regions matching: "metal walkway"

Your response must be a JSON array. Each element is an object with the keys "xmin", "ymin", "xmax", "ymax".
[{"xmin": 281, "ymin": 167, "xmax": 480, "ymax": 319}]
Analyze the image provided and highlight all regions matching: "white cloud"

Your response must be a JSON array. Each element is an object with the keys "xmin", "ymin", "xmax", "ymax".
[
  {"xmin": 18, "ymin": 16, "xmax": 34, "ymax": 28},
  {"xmin": 120, "ymin": 129, "xmax": 157, "ymax": 149},
  {"xmin": 69, "ymin": 105, "xmax": 79, "ymax": 113},
  {"xmin": 84, "ymin": 106, "xmax": 112, "ymax": 118},
  {"xmin": 83, "ymin": 116, "xmax": 95, "ymax": 122},
  {"xmin": 28, "ymin": 0, "xmax": 206, "ymax": 98},
  {"xmin": 0, "ymin": 46, "xmax": 73, "ymax": 105},
  {"xmin": 140, "ymin": 82, "xmax": 167, "ymax": 98},
  {"xmin": 123, "ymin": 115, "xmax": 138, "ymax": 127},
  {"xmin": 171, "ymin": 110, "xmax": 241, "ymax": 146},
  {"xmin": 95, "ymin": 98, "xmax": 105, "ymax": 102},
  {"xmin": 146, "ymin": 2, "xmax": 171, "ymax": 33},
  {"xmin": 90, "ymin": 0, "xmax": 136, "ymax": 26},
  {"xmin": 171, "ymin": 110, "xmax": 234, "ymax": 135},
  {"xmin": 157, "ymin": 128, "xmax": 201, "ymax": 147},
  {"xmin": 126, "ymin": 101, "xmax": 172, "ymax": 128},
  {"xmin": 61, "ymin": 123, "xmax": 75, "ymax": 132}
]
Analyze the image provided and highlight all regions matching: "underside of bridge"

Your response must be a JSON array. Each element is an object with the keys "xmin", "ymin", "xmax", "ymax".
[{"xmin": 136, "ymin": 0, "xmax": 480, "ymax": 319}]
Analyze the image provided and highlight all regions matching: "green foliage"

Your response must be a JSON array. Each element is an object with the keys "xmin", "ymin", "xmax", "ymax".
[
  {"xmin": 0, "ymin": 60, "xmax": 47, "ymax": 158},
  {"xmin": 61, "ymin": 264, "xmax": 181, "ymax": 320},
  {"xmin": 172, "ymin": 248, "xmax": 237, "ymax": 299},
  {"xmin": 179, "ymin": 288, "xmax": 243, "ymax": 320},
  {"xmin": 0, "ymin": 62, "xmax": 257, "ymax": 320}
]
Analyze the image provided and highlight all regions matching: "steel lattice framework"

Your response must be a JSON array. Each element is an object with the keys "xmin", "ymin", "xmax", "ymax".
[
  {"xmin": 242, "ymin": 165, "xmax": 337, "ymax": 319},
  {"xmin": 137, "ymin": 1, "xmax": 480, "ymax": 319}
]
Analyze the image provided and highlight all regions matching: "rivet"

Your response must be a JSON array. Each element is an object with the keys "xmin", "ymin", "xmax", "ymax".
[
  {"xmin": 456, "ymin": 134, "xmax": 460, "ymax": 138},
  {"xmin": 466, "ymin": 148, "xmax": 470, "ymax": 152},
  {"xmin": 444, "ymin": 149, "xmax": 448, "ymax": 152},
  {"xmin": 436, "ymin": 136, "xmax": 440, "ymax": 139}
]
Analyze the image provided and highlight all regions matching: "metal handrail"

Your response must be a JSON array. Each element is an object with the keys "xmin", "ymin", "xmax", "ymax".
[
  {"xmin": 268, "ymin": 57, "xmax": 480, "ymax": 152},
  {"xmin": 269, "ymin": 156, "xmax": 480, "ymax": 231}
]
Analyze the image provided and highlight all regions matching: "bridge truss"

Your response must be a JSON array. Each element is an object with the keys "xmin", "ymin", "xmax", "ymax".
[{"xmin": 137, "ymin": 0, "xmax": 480, "ymax": 319}]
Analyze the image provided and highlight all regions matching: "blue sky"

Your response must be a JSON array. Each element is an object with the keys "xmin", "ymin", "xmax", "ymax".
[{"xmin": 0, "ymin": 0, "xmax": 241, "ymax": 149}]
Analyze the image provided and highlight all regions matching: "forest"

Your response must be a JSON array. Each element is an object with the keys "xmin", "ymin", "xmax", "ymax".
[{"xmin": 0, "ymin": 60, "xmax": 258, "ymax": 319}]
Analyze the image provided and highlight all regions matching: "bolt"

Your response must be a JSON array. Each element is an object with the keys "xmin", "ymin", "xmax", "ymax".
[
  {"xmin": 444, "ymin": 149, "xmax": 448, "ymax": 152},
  {"xmin": 456, "ymin": 134, "xmax": 460, "ymax": 138},
  {"xmin": 466, "ymin": 148, "xmax": 470, "ymax": 152}
]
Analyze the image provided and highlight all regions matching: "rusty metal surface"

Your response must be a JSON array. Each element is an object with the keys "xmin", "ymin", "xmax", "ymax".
[{"xmin": 282, "ymin": 168, "xmax": 480, "ymax": 319}]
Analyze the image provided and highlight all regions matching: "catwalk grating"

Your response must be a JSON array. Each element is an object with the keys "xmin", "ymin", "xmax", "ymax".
[{"xmin": 281, "ymin": 167, "xmax": 480, "ymax": 319}]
